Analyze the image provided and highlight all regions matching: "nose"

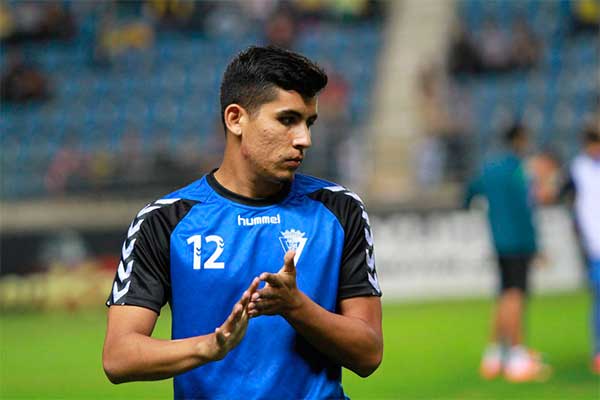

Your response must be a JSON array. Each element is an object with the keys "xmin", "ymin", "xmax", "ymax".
[{"xmin": 292, "ymin": 125, "xmax": 312, "ymax": 149}]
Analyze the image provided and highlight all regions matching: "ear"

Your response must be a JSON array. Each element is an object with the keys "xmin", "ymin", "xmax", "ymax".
[{"xmin": 223, "ymin": 104, "xmax": 246, "ymax": 137}]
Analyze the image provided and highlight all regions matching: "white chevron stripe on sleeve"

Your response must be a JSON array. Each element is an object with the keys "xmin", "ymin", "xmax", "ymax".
[
  {"xmin": 365, "ymin": 249, "xmax": 375, "ymax": 271},
  {"xmin": 364, "ymin": 227, "xmax": 373, "ymax": 247},
  {"xmin": 137, "ymin": 205, "xmax": 161, "ymax": 218},
  {"xmin": 127, "ymin": 219, "xmax": 144, "ymax": 238},
  {"xmin": 368, "ymin": 272, "xmax": 381, "ymax": 293},
  {"xmin": 155, "ymin": 198, "xmax": 180, "ymax": 205},
  {"xmin": 122, "ymin": 238, "xmax": 137, "ymax": 260},
  {"xmin": 112, "ymin": 281, "xmax": 131, "ymax": 303},
  {"xmin": 117, "ymin": 260, "xmax": 134, "ymax": 282}
]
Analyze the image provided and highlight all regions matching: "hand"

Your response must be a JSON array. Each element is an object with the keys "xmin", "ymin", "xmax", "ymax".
[
  {"xmin": 210, "ymin": 277, "xmax": 260, "ymax": 360},
  {"xmin": 532, "ymin": 252, "xmax": 549, "ymax": 269},
  {"xmin": 248, "ymin": 250, "xmax": 303, "ymax": 318}
]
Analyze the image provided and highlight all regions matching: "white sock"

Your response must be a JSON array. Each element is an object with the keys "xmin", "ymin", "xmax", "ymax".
[{"xmin": 483, "ymin": 343, "xmax": 503, "ymax": 360}]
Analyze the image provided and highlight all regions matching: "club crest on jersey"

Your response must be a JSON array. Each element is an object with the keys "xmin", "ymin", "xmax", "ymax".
[{"xmin": 279, "ymin": 229, "xmax": 307, "ymax": 265}]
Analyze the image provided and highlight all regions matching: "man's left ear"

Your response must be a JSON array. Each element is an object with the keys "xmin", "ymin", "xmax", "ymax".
[{"xmin": 224, "ymin": 103, "xmax": 248, "ymax": 137}]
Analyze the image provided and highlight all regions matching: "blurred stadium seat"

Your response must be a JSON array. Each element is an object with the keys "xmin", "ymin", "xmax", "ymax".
[{"xmin": 0, "ymin": 1, "xmax": 384, "ymax": 199}]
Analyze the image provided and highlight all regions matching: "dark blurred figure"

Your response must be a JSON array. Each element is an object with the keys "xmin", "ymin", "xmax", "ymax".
[
  {"xmin": 44, "ymin": 135, "xmax": 85, "ymax": 195},
  {"xmin": 264, "ymin": 5, "xmax": 297, "ymax": 49},
  {"xmin": 418, "ymin": 65, "xmax": 472, "ymax": 184},
  {"xmin": 448, "ymin": 23, "xmax": 483, "ymax": 76},
  {"xmin": 0, "ymin": 50, "xmax": 51, "ymax": 103},
  {"xmin": 477, "ymin": 18, "xmax": 512, "ymax": 74},
  {"xmin": 569, "ymin": 0, "xmax": 600, "ymax": 35},
  {"xmin": 465, "ymin": 123, "xmax": 551, "ymax": 382},
  {"xmin": 0, "ymin": 2, "xmax": 75, "ymax": 44},
  {"xmin": 144, "ymin": 0, "xmax": 214, "ymax": 32},
  {"xmin": 561, "ymin": 122, "xmax": 600, "ymax": 374},
  {"xmin": 510, "ymin": 18, "xmax": 541, "ymax": 71}
]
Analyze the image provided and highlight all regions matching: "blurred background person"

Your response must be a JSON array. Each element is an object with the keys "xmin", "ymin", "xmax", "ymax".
[
  {"xmin": 561, "ymin": 123, "xmax": 600, "ymax": 374},
  {"xmin": 465, "ymin": 123, "xmax": 550, "ymax": 383}
]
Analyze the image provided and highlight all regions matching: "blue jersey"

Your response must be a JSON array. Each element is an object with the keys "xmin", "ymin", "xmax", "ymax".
[{"xmin": 107, "ymin": 172, "xmax": 381, "ymax": 399}]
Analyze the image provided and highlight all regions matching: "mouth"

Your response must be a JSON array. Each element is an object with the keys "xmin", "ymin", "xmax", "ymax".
[{"xmin": 283, "ymin": 157, "xmax": 303, "ymax": 168}]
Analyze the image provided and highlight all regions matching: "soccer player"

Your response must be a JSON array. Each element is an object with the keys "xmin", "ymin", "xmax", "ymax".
[
  {"xmin": 102, "ymin": 46, "xmax": 383, "ymax": 398},
  {"xmin": 465, "ymin": 123, "xmax": 550, "ymax": 382},
  {"xmin": 562, "ymin": 125, "xmax": 600, "ymax": 374}
]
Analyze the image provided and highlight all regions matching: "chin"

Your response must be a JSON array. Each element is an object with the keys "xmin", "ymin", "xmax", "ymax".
[{"xmin": 271, "ymin": 169, "xmax": 296, "ymax": 184}]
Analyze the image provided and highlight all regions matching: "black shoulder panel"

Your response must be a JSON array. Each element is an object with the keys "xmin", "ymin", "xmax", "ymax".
[
  {"xmin": 106, "ymin": 198, "xmax": 198, "ymax": 313},
  {"xmin": 308, "ymin": 187, "xmax": 382, "ymax": 300}
]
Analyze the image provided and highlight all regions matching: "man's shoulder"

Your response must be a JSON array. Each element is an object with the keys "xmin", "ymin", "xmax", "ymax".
[
  {"xmin": 292, "ymin": 174, "xmax": 368, "ymax": 228},
  {"xmin": 128, "ymin": 175, "xmax": 211, "ymax": 227},
  {"xmin": 162, "ymin": 174, "xmax": 212, "ymax": 202}
]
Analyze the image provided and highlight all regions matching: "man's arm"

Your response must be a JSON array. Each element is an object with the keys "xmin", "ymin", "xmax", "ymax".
[
  {"xmin": 248, "ymin": 251, "xmax": 383, "ymax": 377},
  {"xmin": 103, "ymin": 278, "xmax": 259, "ymax": 384}
]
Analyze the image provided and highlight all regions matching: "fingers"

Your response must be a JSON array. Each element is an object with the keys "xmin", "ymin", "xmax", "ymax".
[
  {"xmin": 248, "ymin": 277, "xmax": 260, "ymax": 293},
  {"xmin": 259, "ymin": 272, "xmax": 282, "ymax": 287},
  {"xmin": 283, "ymin": 250, "xmax": 296, "ymax": 273},
  {"xmin": 239, "ymin": 277, "xmax": 260, "ymax": 308}
]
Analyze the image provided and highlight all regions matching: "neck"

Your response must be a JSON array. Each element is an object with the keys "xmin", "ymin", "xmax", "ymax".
[{"xmin": 214, "ymin": 147, "xmax": 284, "ymax": 199}]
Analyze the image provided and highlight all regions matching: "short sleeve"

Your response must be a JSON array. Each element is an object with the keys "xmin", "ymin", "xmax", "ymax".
[
  {"xmin": 106, "ymin": 198, "xmax": 197, "ymax": 313},
  {"xmin": 308, "ymin": 187, "xmax": 382, "ymax": 300}
]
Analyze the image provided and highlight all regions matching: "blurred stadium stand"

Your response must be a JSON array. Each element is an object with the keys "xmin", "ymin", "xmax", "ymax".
[
  {"xmin": 454, "ymin": 0, "xmax": 598, "ymax": 164},
  {"xmin": 0, "ymin": 0, "xmax": 385, "ymax": 200}
]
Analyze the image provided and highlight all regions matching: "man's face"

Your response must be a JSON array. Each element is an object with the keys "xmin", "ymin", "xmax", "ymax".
[
  {"xmin": 586, "ymin": 141, "xmax": 600, "ymax": 160},
  {"xmin": 239, "ymin": 89, "xmax": 317, "ymax": 183}
]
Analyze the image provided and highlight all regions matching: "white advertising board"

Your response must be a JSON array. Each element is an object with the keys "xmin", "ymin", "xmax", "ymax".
[{"xmin": 373, "ymin": 206, "xmax": 585, "ymax": 301}]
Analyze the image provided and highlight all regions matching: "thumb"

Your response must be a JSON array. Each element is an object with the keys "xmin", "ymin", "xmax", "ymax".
[{"xmin": 283, "ymin": 250, "xmax": 296, "ymax": 273}]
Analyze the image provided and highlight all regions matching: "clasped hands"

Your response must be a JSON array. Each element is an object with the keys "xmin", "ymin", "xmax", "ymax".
[{"xmin": 210, "ymin": 250, "xmax": 302, "ymax": 359}]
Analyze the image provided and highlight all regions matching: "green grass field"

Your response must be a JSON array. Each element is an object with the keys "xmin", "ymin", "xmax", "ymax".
[{"xmin": 1, "ymin": 291, "xmax": 598, "ymax": 399}]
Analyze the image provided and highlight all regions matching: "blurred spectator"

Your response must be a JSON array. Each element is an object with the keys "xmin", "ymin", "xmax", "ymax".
[
  {"xmin": 450, "ymin": 17, "xmax": 540, "ymax": 75},
  {"xmin": 561, "ymin": 122, "xmax": 600, "ymax": 374},
  {"xmin": 570, "ymin": 0, "xmax": 600, "ymax": 35},
  {"xmin": 144, "ymin": 0, "xmax": 214, "ymax": 32},
  {"xmin": 510, "ymin": 18, "xmax": 541, "ymax": 71},
  {"xmin": 465, "ymin": 123, "xmax": 551, "ymax": 382},
  {"xmin": 44, "ymin": 136, "xmax": 85, "ymax": 195},
  {"xmin": 417, "ymin": 65, "xmax": 472, "ymax": 185},
  {"xmin": 448, "ymin": 23, "xmax": 482, "ymax": 76},
  {"xmin": 94, "ymin": 15, "xmax": 154, "ymax": 67},
  {"xmin": 264, "ymin": 6, "xmax": 297, "ymax": 48},
  {"xmin": 0, "ymin": 2, "xmax": 75, "ymax": 44},
  {"xmin": 0, "ymin": 50, "xmax": 51, "ymax": 103},
  {"xmin": 477, "ymin": 18, "xmax": 512, "ymax": 73},
  {"xmin": 303, "ymin": 70, "xmax": 350, "ymax": 182}
]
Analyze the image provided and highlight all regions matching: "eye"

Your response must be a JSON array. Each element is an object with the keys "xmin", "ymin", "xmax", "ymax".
[
  {"xmin": 278, "ymin": 116, "xmax": 296, "ymax": 126},
  {"xmin": 307, "ymin": 118, "xmax": 316, "ymax": 128}
]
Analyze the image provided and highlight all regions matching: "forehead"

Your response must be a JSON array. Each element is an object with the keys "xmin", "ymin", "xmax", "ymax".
[{"xmin": 260, "ymin": 88, "xmax": 317, "ymax": 115}]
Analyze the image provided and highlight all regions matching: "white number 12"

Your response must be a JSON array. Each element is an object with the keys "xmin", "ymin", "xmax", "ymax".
[{"xmin": 186, "ymin": 234, "xmax": 225, "ymax": 270}]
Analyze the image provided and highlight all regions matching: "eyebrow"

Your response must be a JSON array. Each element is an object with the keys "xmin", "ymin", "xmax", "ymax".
[{"xmin": 276, "ymin": 110, "xmax": 318, "ymax": 121}]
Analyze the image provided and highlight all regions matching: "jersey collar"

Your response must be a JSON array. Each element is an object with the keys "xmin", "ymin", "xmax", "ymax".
[{"xmin": 206, "ymin": 170, "xmax": 291, "ymax": 206}]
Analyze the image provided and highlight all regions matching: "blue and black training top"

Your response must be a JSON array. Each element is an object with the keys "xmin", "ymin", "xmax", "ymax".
[{"xmin": 106, "ymin": 171, "xmax": 381, "ymax": 399}]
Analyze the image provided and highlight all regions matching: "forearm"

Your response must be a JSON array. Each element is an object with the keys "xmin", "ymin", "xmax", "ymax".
[
  {"xmin": 284, "ymin": 292, "xmax": 382, "ymax": 377},
  {"xmin": 103, "ymin": 332, "xmax": 219, "ymax": 383}
]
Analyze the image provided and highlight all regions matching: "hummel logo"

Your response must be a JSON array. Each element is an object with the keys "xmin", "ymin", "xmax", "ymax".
[{"xmin": 237, "ymin": 214, "xmax": 281, "ymax": 226}]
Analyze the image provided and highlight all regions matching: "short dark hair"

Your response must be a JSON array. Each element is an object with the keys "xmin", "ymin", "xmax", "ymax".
[
  {"xmin": 583, "ymin": 126, "xmax": 600, "ymax": 144},
  {"xmin": 503, "ymin": 122, "xmax": 526, "ymax": 145},
  {"xmin": 219, "ymin": 45, "xmax": 328, "ymax": 131}
]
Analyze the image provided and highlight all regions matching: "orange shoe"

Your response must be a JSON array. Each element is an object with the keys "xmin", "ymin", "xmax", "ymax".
[
  {"xmin": 479, "ymin": 344, "xmax": 503, "ymax": 380},
  {"xmin": 593, "ymin": 354, "xmax": 600, "ymax": 375},
  {"xmin": 480, "ymin": 357, "xmax": 502, "ymax": 380},
  {"xmin": 504, "ymin": 350, "xmax": 552, "ymax": 383}
]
